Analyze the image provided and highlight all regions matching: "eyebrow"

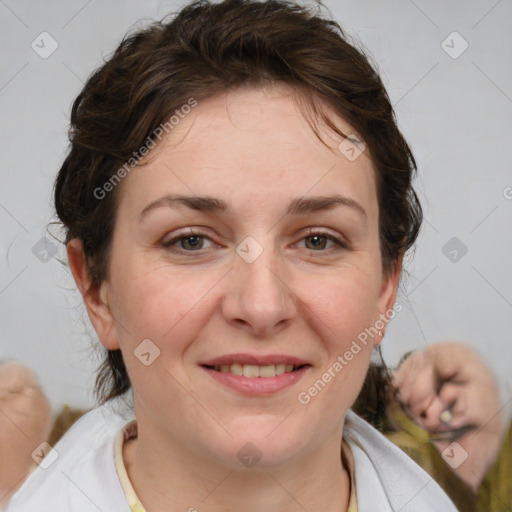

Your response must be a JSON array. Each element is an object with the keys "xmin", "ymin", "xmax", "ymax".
[{"xmin": 139, "ymin": 194, "xmax": 367, "ymax": 220}]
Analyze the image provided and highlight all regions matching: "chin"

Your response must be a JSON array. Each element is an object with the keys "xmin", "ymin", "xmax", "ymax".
[{"xmin": 204, "ymin": 416, "xmax": 312, "ymax": 470}]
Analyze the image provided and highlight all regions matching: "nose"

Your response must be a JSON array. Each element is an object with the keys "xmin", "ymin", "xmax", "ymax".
[{"xmin": 221, "ymin": 245, "xmax": 296, "ymax": 337}]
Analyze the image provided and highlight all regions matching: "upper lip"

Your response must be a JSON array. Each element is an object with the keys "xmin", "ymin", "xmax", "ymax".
[{"xmin": 200, "ymin": 353, "xmax": 310, "ymax": 367}]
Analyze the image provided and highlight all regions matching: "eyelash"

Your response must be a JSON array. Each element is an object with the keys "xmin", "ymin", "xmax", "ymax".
[{"xmin": 162, "ymin": 229, "xmax": 348, "ymax": 254}]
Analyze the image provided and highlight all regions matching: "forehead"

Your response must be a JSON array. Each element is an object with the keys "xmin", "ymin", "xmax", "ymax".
[{"xmin": 117, "ymin": 85, "xmax": 378, "ymax": 220}]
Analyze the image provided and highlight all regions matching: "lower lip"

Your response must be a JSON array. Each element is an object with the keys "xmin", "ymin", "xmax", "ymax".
[{"xmin": 201, "ymin": 366, "xmax": 309, "ymax": 395}]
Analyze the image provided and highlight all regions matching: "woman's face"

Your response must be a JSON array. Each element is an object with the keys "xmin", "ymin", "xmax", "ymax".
[{"xmin": 78, "ymin": 85, "xmax": 400, "ymax": 467}]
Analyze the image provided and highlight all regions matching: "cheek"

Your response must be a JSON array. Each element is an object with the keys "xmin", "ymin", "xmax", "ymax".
[
  {"xmin": 109, "ymin": 265, "xmax": 221, "ymax": 401},
  {"xmin": 294, "ymin": 267, "xmax": 379, "ymax": 403},
  {"xmin": 302, "ymin": 265, "xmax": 381, "ymax": 344},
  {"xmin": 111, "ymin": 260, "xmax": 222, "ymax": 347}
]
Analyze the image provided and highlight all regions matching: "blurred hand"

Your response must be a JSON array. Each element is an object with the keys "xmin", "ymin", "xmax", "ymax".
[
  {"xmin": 393, "ymin": 341, "xmax": 507, "ymax": 492},
  {"xmin": 0, "ymin": 362, "xmax": 53, "ymax": 509}
]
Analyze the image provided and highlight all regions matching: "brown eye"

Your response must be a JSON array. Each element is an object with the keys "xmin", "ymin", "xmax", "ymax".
[
  {"xmin": 297, "ymin": 231, "xmax": 347, "ymax": 253},
  {"xmin": 305, "ymin": 235, "xmax": 328, "ymax": 250},
  {"xmin": 162, "ymin": 231, "xmax": 213, "ymax": 253},
  {"xmin": 179, "ymin": 235, "xmax": 204, "ymax": 250}
]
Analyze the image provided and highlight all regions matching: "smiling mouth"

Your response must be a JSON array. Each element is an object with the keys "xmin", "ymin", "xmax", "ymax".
[{"xmin": 201, "ymin": 363, "xmax": 309, "ymax": 378}]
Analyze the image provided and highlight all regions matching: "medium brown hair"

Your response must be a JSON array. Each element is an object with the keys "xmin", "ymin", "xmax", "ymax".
[{"xmin": 54, "ymin": 0, "xmax": 422, "ymax": 403}]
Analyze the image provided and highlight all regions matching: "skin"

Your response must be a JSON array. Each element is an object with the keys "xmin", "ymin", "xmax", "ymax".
[
  {"xmin": 68, "ymin": 84, "xmax": 401, "ymax": 512},
  {"xmin": 393, "ymin": 340, "xmax": 508, "ymax": 492},
  {"xmin": 0, "ymin": 362, "xmax": 52, "ymax": 510}
]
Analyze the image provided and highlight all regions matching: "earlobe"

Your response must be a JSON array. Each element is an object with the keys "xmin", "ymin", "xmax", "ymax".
[{"xmin": 66, "ymin": 239, "xmax": 120, "ymax": 350}]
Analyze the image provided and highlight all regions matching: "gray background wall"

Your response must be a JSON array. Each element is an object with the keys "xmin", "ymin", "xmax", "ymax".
[{"xmin": 1, "ymin": 0, "xmax": 511, "ymax": 411}]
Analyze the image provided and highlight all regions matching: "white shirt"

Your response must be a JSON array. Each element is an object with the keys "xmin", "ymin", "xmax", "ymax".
[{"xmin": 7, "ymin": 403, "xmax": 458, "ymax": 512}]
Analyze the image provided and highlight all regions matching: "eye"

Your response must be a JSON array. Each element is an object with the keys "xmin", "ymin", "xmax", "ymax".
[
  {"xmin": 162, "ymin": 230, "xmax": 214, "ymax": 252},
  {"xmin": 299, "ymin": 231, "xmax": 347, "ymax": 251}
]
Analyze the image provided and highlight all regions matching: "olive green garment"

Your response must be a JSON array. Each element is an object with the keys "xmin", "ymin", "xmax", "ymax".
[{"xmin": 383, "ymin": 401, "xmax": 512, "ymax": 512}]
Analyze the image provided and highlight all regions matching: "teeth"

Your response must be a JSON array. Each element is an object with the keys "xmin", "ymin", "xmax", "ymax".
[
  {"xmin": 259, "ymin": 365, "xmax": 276, "ymax": 377},
  {"xmin": 275, "ymin": 364, "xmax": 286, "ymax": 375},
  {"xmin": 230, "ymin": 363, "xmax": 243, "ymax": 376},
  {"xmin": 243, "ymin": 364, "xmax": 260, "ymax": 378},
  {"xmin": 215, "ymin": 363, "xmax": 300, "ymax": 377}
]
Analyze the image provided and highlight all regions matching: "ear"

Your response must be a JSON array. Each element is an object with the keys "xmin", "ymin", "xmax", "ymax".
[
  {"xmin": 67, "ymin": 239, "xmax": 120, "ymax": 350},
  {"xmin": 374, "ymin": 251, "xmax": 403, "ymax": 345}
]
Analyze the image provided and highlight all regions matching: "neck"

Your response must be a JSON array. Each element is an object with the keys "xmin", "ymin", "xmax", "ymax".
[{"xmin": 123, "ymin": 418, "xmax": 351, "ymax": 512}]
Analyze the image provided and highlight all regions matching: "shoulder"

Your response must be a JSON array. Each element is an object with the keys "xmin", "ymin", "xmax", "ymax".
[
  {"xmin": 344, "ymin": 410, "xmax": 458, "ymax": 512},
  {"xmin": 7, "ymin": 401, "xmax": 135, "ymax": 512}
]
